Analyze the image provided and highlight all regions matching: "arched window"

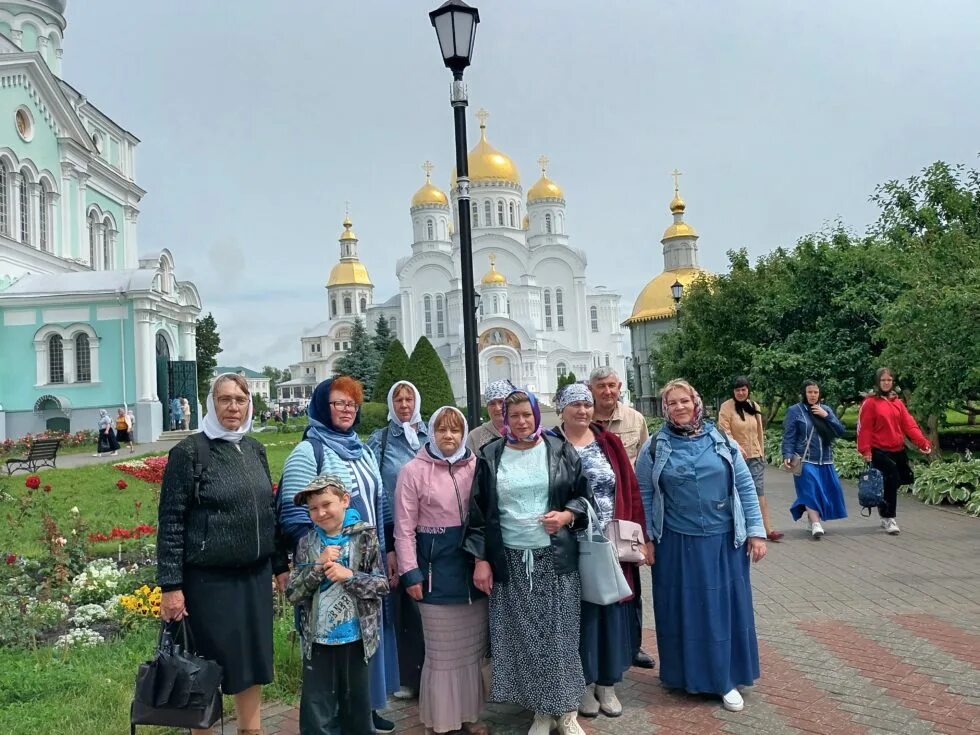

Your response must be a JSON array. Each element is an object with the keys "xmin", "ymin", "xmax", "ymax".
[
  {"xmin": 18, "ymin": 170, "xmax": 30, "ymax": 244},
  {"xmin": 423, "ymin": 295, "xmax": 433, "ymax": 337},
  {"xmin": 102, "ymin": 217, "xmax": 113, "ymax": 269},
  {"xmin": 543, "ymin": 289, "xmax": 553, "ymax": 330},
  {"xmin": 360, "ymin": 297, "xmax": 367, "ymax": 313},
  {"xmin": 590, "ymin": 305, "xmax": 599, "ymax": 332},
  {"xmin": 544, "ymin": 213, "xmax": 553, "ymax": 234},
  {"xmin": 75, "ymin": 333, "xmax": 91, "ymax": 383},
  {"xmin": 388, "ymin": 316, "xmax": 396, "ymax": 334},
  {"xmin": 330, "ymin": 298, "xmax": 337, "ymax": 317},
  {"xmin": 0, "ymin": 164, "xmax": 8, "ymax": 237},
  {"xmin": 471, "ymin": 200, "xmax": 478, "ymax": 227},
  {"xmin": 436, "ymin": 294, "xmax": 445, "ymax": 338},
  {"xmin": 497, "ymin": 200, "xmax": 505, "ymax": 226},
  {"xmin": 508, "ymin": 201, "xmax": 516, "ymax": 227},
  {"xmin": 88, "ymin": 211, "xmax": 99, "ymax": 269},
  {"xmin": 605, "ymin": 353, "xmax": 611, "ymax": 367},
  {"xmin": 479, "ymin": 298, "xmax": 484, "ymax": 318},
  {"xmin": 426, "ymin": 218, "xmax": 434, "ymax": 240},
  {"xmin": 343, "ymin": 296, "xmax": 352, "ymax": 315},
  {"xmin": 556, "ymin": 288, "xmax": 565, "ymax": 329},
  {"xmin": 484, "ymin": 200, "xmax": 492, "ymax": 226},
  {"xmin": 492, "ymin": 295, "xmax": 499, "ymax": 312},
  {"xmin": 38, "ymin": 185, "xmax": 49, "ymax": 252},
  {"xmin": 48, "ymin": 334, "xmax": 64, "ymax": 383},
  {"xmin": 557, "ymin": 212, "xmax": 564, "ymax": 234},
  {"xmin": 556, "ymin": 362, "xmax": 568, "ymax": 379}
]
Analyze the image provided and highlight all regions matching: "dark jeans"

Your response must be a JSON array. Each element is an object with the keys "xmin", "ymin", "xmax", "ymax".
[
  {"xmin": 630, "ymin": 565, "xmax": 643, "ymax": 656},
  {"xmin": 393, "ymin": 583, "xmax": 425, "ymax": 691},
  {"xmin": 300, "ymin": 640, "xmax": 372, "ymax": 735},
  {"xmin": 872, "ymin": 448, "xmax": 914, "ymax": 519}
]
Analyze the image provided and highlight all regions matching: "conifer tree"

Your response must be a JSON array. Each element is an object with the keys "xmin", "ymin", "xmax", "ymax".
[
  {"xmin": 372, "ymin": 339, "xmax": 412, "ymax": 403},
  {"xmin": 371, "ymin": 315, "xmax": 394, "ymax": 358},
  {"xmin": 408, "ymin": 336, "xmax": 456, "ymax": 418},
  {"xmin": 333, "ymin": 318, "xmax": 380, "ymax": 395}
]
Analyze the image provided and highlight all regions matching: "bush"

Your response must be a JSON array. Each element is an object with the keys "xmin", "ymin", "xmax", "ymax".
[
  {"xmin": 358, "ymin": 402, "xmax": 388, "ymax": 435},
  {"xmin": 646, "ymin": 416, "xmax": 664, "ymax": 435},
  {"xmin": 408, "ymin": 337, "xmax": 456, "ymax": 420},
  {"xmin": 911, "ymin": 456, "xmax": 980, "ymax": 507},
  {"xmin": 373, "ymin": 339, "xmax": 412, "ymax": 403}
]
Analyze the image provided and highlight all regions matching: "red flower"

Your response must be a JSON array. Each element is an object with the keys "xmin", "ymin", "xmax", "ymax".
[
  {"xmin": 5, "ymin": 554, "xmax": 15, "ymax": 565},
  {"xmin": 25, "ymin": 475, "xmax": 41, "ymax": 490},
  {"xmin": 116, "ymin": 479, "xmax": 128, "ymax": 490},
  {"xmin": 43, "ymin": 484, "xmax": 52, "ymax": 493}
]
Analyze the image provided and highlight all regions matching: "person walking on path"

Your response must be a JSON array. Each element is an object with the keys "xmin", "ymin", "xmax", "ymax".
[
  {"xmin": 857, "ymin": 367, "xmax": 932, "ymax": 535},
  {"xmin": 395, "ymin": 406, "xmax": 489, "ymax": 735},
  {"xmin": 367, "ymin": 380, "xmax": 429, "ymax": 700},
  {"xmin": 94, "ymin": 409, "xmax": 119, "ymax": 456},
  {"xmin": 464, "ymin": 389, "xmax": 592, "ymax": 735},
  {"xmin": 718, "ymin": 377, "xmax": 783, "ymax": 541},
  {"xmin": 551, "ymin": 383, "xmax": 649, "ymax": 720},
  {"xmin": 781, "ymin": 380, "xmax": 847, "ymax": 539},
  {"xmin": 636, "ymin": 379, "xmax": 767, "ymax": 713},
  {"xmin": 170, "ymin": 396, "xmax": 181, "ymax": 431},
  {"xmin": 467, "ymin": 379, "xmax": 514, "ymax": 453},
  {"xmin": 115, "ymin": 407, "xmax": 134, "ymax": 454},
  {"xmin": 180, "ymin": 396, "xmax": 191, "ymax": 430}
]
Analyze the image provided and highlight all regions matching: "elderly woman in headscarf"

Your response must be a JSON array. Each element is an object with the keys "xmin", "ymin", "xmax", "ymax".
[
  {"xmin": 464, "ymin": 389, "xmax": 592, "ymax": 735},
  {"xmin": 93, "ymin": 408, "xmax": 119, "ymax": 456},
  {"xmin": 467, "ymin": 379, "xmax": 515, "ymax": 453},
  {"xmin": 636, "ymin": 379, "xmax": 767, "ymax": 713},
  {"xmin": 367, "ymin": 380, "xmax": 428, "ymax": 699},
  {"xmin": 158, "ymin": 372, "xmax": 288, "ymax": 735},
  {"xmin": 394, "ymin": 406, "xmax": 489, "ymax": 735},
  {"xmin": 718, "ymin": 377, "xmax": 783, "ymax": 541},
  {"xmin": 278, "ymin": 376, "xmax": 398, "ymax": 734},
  {"xmin": 552, "ymin": 383, "xmax": 648, "ymax": 719}
]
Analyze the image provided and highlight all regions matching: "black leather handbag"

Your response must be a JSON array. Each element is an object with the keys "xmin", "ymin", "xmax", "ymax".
[{"xmin": 130, "ymin": 620, "xmax": 223, "ymax": 734}]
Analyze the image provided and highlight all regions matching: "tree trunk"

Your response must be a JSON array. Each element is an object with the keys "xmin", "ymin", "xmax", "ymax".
[
  {"xmin": 763, "ymin": 397, "xmax": 783, "ymax": 428},
  {"xmin": 925, "ymin": 414, "xmax": 941, "ymax": 462}
]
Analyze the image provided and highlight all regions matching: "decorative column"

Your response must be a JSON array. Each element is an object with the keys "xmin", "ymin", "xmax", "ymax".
[
  {"xmin": 28, "ymin": 182, "xmax": 41, "ymax": 249},
  {"xmin": 123, "ymin": 205, "xmax": 139, "ymax": 268},
  {"xmin": 10, "ymin": 170, "xmax": 22, "ymax": 243},
  {"xmin": 94, "ymin": 221, "xmax": 106, "ymax": 270},
  {"xmin": 179, "ymin": 321, "xmax": 196, "ymax": 361},
  {"xmin": 60, "ymin": 163, "xmax": 75, "ymax": 258},
  {"xmin": 76, "ymin": 171, "xmax": 90, "ymax": 265},
  {"xmin": 104, "ymin": 227, "xmax": 117, "ymax": 270},
  {"xmin": 34, "ymin": 336, "xmax": 48, "ymax": 386},
  {"xmin": 47, "ymin": 191, "xmax": 60, "ymax": 256},
  {"xmin": 134, "ymin": 310, "xmax": 155, "ymax": 400}
]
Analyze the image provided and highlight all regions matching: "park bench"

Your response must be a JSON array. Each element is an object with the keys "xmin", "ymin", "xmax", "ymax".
[{"xmin": 4, "ymin": 438, "xmax": 62, "ymax": 475}]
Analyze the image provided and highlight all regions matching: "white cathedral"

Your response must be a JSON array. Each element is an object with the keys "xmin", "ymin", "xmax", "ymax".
[{"xmin": 289, "ymin": 111, "xmax": 627, "ymax": 406}]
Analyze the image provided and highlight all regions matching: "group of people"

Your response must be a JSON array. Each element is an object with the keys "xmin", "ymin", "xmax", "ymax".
[
  {"xmin": 156, "ymin": 364, "xmax": 929, "ymax": 735},
  {"xmin": 94, "ymin": 406, "xmax": 134, "ymax": 456},
  {"xmin": 168, "ymin": 395, "xmax": 192, "ymax": 431}
]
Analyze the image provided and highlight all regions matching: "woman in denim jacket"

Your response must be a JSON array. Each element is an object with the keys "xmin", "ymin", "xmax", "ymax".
[
  {"xmin": 636, "ymin": 379, "xmax": 767, "ymax": 713},
  {"xmin": 781, "ymin": 380, "xmax": 847, "ymax": 539}
]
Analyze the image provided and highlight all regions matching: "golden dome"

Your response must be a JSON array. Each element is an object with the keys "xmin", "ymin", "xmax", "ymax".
[
  {"xmin": 662, "ymin": 222, "xmax": 698, "ymax": 240},
  {"xmin": 451, "ymin": 110, "xmax": 520, "ymax": 186},
  {"xmin": 624, "ymin": 268, "xmax": 707, "ymax": 325},
  {"xmin": 327, "ymin": 261, "xmax": 373, "ymax": 287},
  {"xmin": 411, "ymin": 162, "xmax": 449, "ymax": 207},
  {"xmin": 481, "ymin": 254, "xmax": 507, "ymax": 285},
  {"xmin": 669, "ymin": 193, "xmax": 686, "ymax": 213},
  {"xmin": 339, "ymin": 215, "xmax": 357, "ymax": 241},
  {"xmin": 527, "ymin": 154, "xmax": 564, "ymax": 202}
]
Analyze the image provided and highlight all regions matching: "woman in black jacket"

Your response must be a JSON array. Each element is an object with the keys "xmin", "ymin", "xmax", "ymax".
[
  {"xmin": 464, "ymin": 390, "xmax": 592, "ymax": 735},
  {"xmin": 157, "ymin": 373, "xmax": 287, "ymax": 735}
]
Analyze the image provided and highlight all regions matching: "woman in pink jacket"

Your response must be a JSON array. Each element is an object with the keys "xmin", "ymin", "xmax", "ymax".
[{"xmin": 394, "ymin": 406, "xmax": 488, "ymax": 735}]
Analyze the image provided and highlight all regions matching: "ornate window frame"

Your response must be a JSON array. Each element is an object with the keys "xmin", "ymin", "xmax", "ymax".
[{"xmin": 33, "ymin": 323, "xmax": 100, "ymax": 386}]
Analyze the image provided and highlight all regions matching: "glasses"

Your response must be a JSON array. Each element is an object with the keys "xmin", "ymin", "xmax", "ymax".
[
  {"xmin": 329, "ymin": 400, "xmax": 358, "ymax": 411},
  {"xmin": 216, "ymin": 396, "xmax": 249, "ymax": 408}
]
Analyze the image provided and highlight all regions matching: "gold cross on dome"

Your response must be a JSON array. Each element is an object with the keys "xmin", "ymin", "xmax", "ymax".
[
  {"xmin": 345, "ymin": 200, "xmax": 351, "ymax": 217},
  {"xmin": 422, "ymin": 160, "xmax": 434, "ymax": 180},
  {"xmin": 476, "ymin": 108, "xmax": 489, "ymax": 127},
  {"xmin": 537, "ymin": 155, "xmax": 549, "ymax": 175},
  {"xmin": 671, "ymin": 168, "xmax": 683, "ymax": 193}
]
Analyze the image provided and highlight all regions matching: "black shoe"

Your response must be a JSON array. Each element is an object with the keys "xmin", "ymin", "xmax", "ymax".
[
  {"xmin": 373, "ymin": 711, "xmax": 396, "ymax": 733},
  {"xmin": 632, "ymin": 649, "xmax": 656, "ymax": 669}
]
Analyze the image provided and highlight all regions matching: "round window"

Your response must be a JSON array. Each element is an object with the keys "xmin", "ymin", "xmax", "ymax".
[{"xmin": 15, "ymin": 108, "xmax": 33, "ymax": 142}]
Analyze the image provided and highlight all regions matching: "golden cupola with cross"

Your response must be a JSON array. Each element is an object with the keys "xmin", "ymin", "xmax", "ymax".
[
  {"xmin": 327, "ymin": 212, "xmax": 373, "ymax": 288},
  {"xmin": 450, "ymin": 109, "xmax": 521, "ymax": 187},
  {"xmin": 527, "ymin": 155, "xmax": 565, "ymax": 202}
]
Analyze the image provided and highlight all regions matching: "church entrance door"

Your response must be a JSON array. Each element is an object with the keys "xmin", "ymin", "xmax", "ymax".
[{"xmin": 486, "ymin": 356, "xmax": 513, "ymax": 385}]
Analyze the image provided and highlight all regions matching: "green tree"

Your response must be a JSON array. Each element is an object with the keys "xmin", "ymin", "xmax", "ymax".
[
  {"xmin": 371, "ymin": 315, "xmax": 394, "ymax": 358},
  {"xmin": 262, "ymin": 365, "xmax": 291, "ymax": 402},
  {"xmin": 333, "ymin": 318, "xmax": 380, "ymax": 395},
  {"xmin": 195, "ymin": 313, "xmax": 222, "ymax": 405},
  {"xmin": 372, "ymin": 339, "xmax": 412, "ymax": 402},
  {"xmin": 556, "ymin": 371, "xmax": 578, "ymax": 393},
  {"xmin": 408, "ymin": 336, "xmax": 455, "ymax": 419}
]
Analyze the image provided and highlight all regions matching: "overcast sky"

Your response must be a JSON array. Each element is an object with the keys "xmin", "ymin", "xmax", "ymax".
[{"xmin": 65, "ymin": 1, "xmax": 980, "ymax": 369}]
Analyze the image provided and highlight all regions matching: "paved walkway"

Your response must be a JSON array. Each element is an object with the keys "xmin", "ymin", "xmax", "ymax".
[
  {"xmin": 52, "ymin": 439, "xmax": 179, "ymax": 470},
  {"xmin": 225, "ymin": 468, "xmax": 980, "ymax": 734}
]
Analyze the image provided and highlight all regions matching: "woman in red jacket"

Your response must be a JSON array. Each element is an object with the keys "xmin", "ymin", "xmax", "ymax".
[{"xmin": 857, "ymin": 368, "xmax": 932, "ymax": 535}]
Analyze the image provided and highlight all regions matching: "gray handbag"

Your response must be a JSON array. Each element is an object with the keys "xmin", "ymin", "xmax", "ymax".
[
  {"xmin": 578, "ymin": 504, "xmax": 632, "ymax": 605},
  {"xmin": 782, "ymin": 427, "xmax": 813, "ymax": 477}
]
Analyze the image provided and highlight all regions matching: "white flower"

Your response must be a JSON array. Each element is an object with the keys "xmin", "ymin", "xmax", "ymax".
[
  {"xmin": 55, "ymin": 627, "xmax": 104, "ymax": 649},
  {"xmin": 70, "ymin": 506, "xmax": 80, "ymax": 516},
  {"xmin": 71, "ymin": 603, "xmax": 109, "ymax": 626}
]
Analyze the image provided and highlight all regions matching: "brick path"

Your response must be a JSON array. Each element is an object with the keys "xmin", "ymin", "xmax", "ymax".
[{"xmin": 229, "ymin": 469, "xmax": 980, "ymax": 734}]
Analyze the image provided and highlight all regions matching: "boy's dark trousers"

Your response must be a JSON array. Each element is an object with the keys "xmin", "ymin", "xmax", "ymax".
[{"xmin": 300, "ymin": 640, "xmax": 372, "ymax": 735}]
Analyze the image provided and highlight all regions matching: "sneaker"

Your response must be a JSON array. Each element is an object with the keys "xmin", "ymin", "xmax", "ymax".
[
  {"xmin": 556, "ymin": 712, "xmax": 586, "ymax": 735},
  {"xmin": 578, "ymin": 684, "xmax": 599, "ymax": 717},
  {"xmin": 595, "ymin": 685, "xmax": 623, "ymax": 717},
  {"xmin": 392, "ymin": 686, "xmax": 415, "ymax": 700},
  {"xmin": 372, "ymin": 711, "xmax": 395, "ymax": 733},
  {"xmin": 722, "ymin": 688, "xmax": 744, "ymax": 712},
  {"xmin": 811, "ymin": 521, "xmax": 825, "ymax": 539},
  {"xmin": 528, "ymin": 713, "xmax": 554, "ymax": 735},
  {"xmin": 884, "ymin": 518, "xmax": 900, "ymax": 535}
]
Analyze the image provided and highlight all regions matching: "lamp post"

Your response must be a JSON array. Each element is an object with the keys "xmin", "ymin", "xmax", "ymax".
[
  {"xmin": 429, "ymin": 0, "xmax": 482, "ymax": 428},
  {"xmin": 671, "ymin": 279, "xmax": 683, "ymax": 327}
]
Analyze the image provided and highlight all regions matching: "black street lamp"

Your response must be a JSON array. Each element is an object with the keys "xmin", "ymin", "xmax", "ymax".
[
  {"xmin": 429, "ymin": 0, "xmax": 482, "ymax": 428},
  {"xmin": 671, "ymin": 279, "xmax": 683, "ymax": 327}
]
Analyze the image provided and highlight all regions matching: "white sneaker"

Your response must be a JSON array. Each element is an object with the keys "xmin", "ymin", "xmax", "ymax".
[
  {"xmin": 578, "ymin": 684, "xmax": 599, "ymax": 717},
  {"xmin": 811, "ymin": 521, "xmax": 825, "ymax": 539},
  {"xmin": 556, "ymin": 711, "xmax": 586, "ymax": 735},
  {"xmin": 595, "ymin": 685, "xmax": 623, "ymax": 717},
  {"xmin": 529, "ymin": 713, "xmax": 554, "ymax": 735},
  {"xmin": 392, "ymin": 685, "xmax": 415, "ymax": 700},
  {"xmin": 884, "ymin": 518, "xmax": 900, "ymax": 535},
  {"xmin": 722, "ymin": 688, "xmax": 744, "ymax": 712}
]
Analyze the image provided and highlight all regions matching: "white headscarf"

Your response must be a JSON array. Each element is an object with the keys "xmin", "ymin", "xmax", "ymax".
[
  {"xmin": 386, "ymin": 380, "xmax": 423, "ymax": 450},
  {"xmin": 427, "ymin": 406, "xmax": 469, "ymax": 464},
  {"xmin": 199, "ymin": 379, "xmax": 253, "ymax": 443}
]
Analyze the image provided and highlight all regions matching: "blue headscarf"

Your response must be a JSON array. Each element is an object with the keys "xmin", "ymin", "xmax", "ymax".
[
  {"xmin": 306, "ymin": 378, "xmax": 364, "ymax": 460},
  {"xmin": 502, "ymin": 389, "xmax": 544, "ymax": 444}
]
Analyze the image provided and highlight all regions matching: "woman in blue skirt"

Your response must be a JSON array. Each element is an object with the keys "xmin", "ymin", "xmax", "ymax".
[
  {"xmin": 636, "ymin": 379, "xmax": 767, "ymax": 713},
  {"xmin": 781, "ymin": 380, "xmax": 847, "ymax": 539}
]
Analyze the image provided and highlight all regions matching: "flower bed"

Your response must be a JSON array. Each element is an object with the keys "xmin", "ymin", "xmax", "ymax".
[
  {"xmin": 0, "ymin": 430, "xmax": 97, "ymax": 457},
  {"xmin": 87, "ymin": 524, "xmax": 156, "ymax": 543},
  {"xmin": 114, "ymin": 455, "xmax": 168, "ymax": 485}
]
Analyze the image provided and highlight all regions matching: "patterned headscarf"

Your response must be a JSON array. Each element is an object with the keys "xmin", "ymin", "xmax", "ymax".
[
  {"xmin": 661, "ymin": 380, "xmax": 705, "ymax": 436},
  {"xmin": 503, "ymin": 389, "xmax": 544, "ymax": 444},
  {"xmin": 484, "ymin": 379, "xmax": 515, "ymax": 403},
  {"xmin": 555, "ymin": 383, "xmax": 594, "ymax": 414}
]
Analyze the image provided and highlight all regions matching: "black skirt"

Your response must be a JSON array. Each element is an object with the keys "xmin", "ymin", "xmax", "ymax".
[{"xmin": 182, "ymin": 558, "xmax": 274, "ymax": 694}]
